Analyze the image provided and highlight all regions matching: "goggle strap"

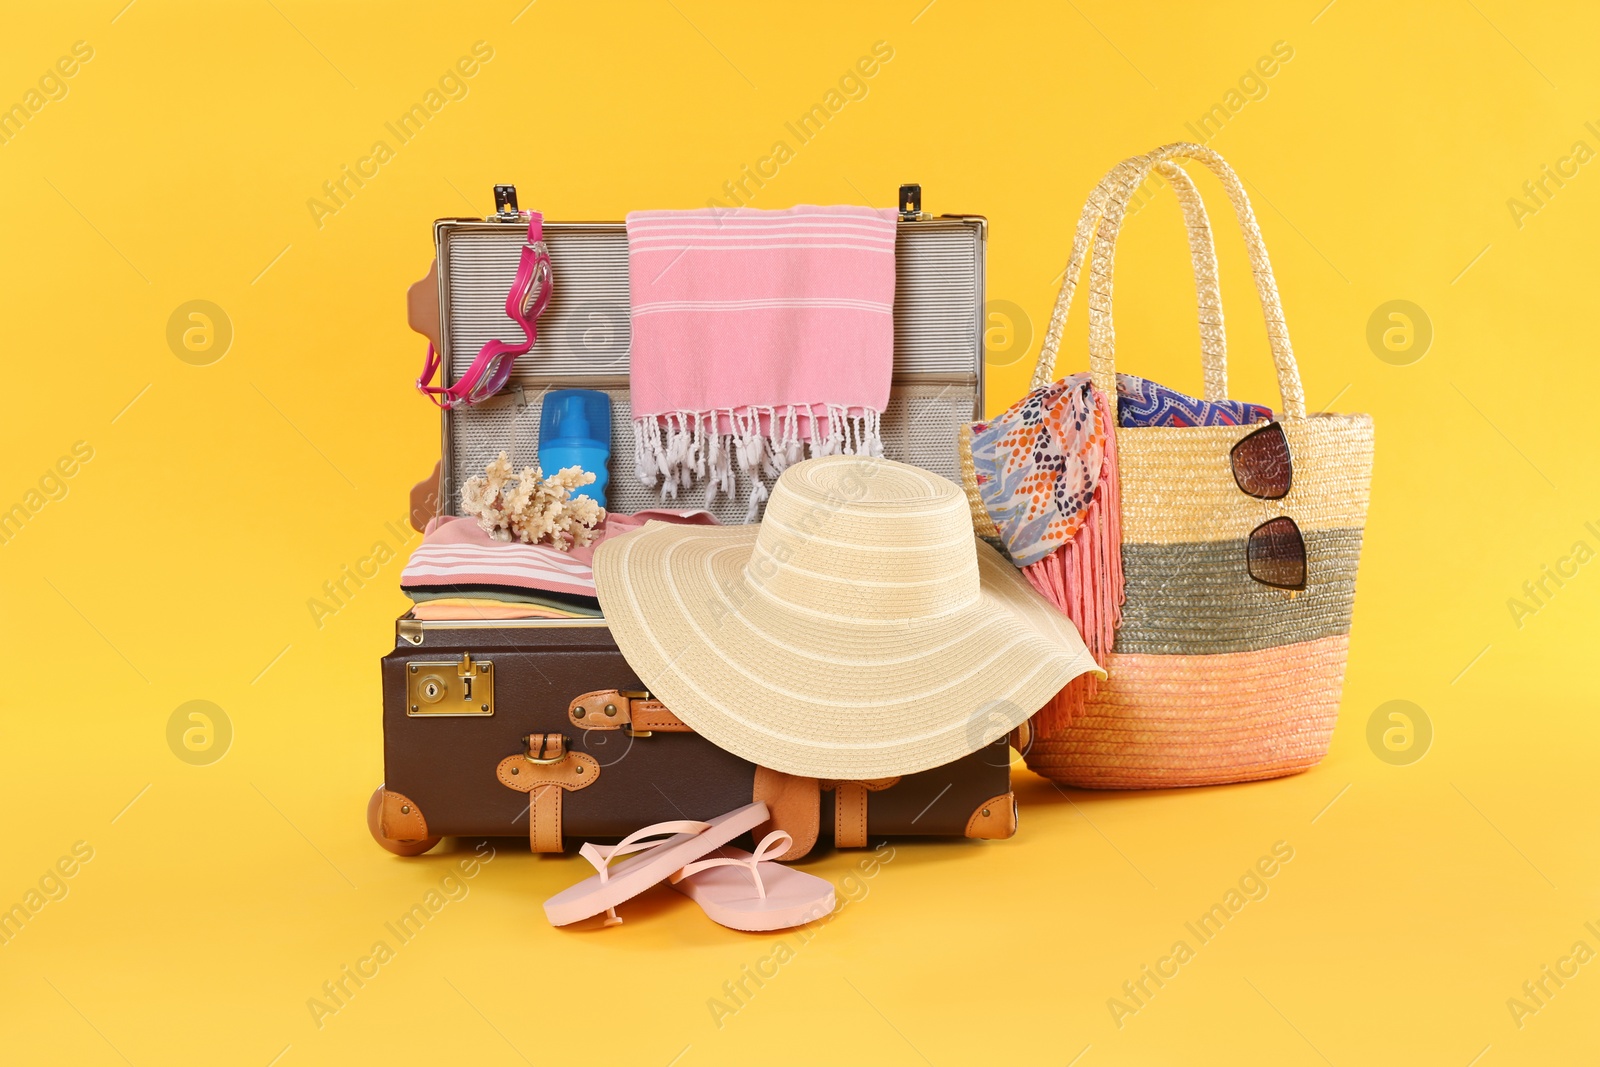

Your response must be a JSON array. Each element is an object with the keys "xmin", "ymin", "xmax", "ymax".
[{"xmin": 414, "ymin": 211, "xmax": 549, "ymax": 409}]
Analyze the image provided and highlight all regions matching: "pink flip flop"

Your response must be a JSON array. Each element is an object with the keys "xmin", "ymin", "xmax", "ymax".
[
  {"xmin": 544, "ymin": 801, "xmax": 769, "ymax": 927},
  {"xmin": 668, "ymin": 830, "xmax": 836, "ymax": 932}
]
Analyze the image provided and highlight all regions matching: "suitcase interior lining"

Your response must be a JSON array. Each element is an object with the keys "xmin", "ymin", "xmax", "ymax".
[
  {"xmin": 441, "ymin": 383, "xmax": 974, "ymax": 522},
  {"xmin": 435, "ymin": 218, "xmax": 985, "ymax": 524}
]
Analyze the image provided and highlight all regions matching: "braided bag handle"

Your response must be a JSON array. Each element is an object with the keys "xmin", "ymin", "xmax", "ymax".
[
  {"xmin": 1033, "ymin": 143, "xmax": 1307, "ymax": 419},
  {"xmin": 1031, "ymin": 158, "xmax": 1230, "ymax": 399}
]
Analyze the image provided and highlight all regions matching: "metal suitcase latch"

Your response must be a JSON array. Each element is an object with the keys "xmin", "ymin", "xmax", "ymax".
[
  {"xmin": 406, "ymin": 653, "xmax": 494, "ymax": 716},
  {"xmin": 899, "ymin": 183, "xmax": 929, "ymax": 221},
  {"xmin": 493, "ymin": 184, "xmax": 519, "ymax": 218}
]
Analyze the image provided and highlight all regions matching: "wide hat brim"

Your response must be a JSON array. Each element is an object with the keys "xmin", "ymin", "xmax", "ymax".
[{"xmin": 594, "ymin": 521, "xmax": 1103, "ymax": 779}]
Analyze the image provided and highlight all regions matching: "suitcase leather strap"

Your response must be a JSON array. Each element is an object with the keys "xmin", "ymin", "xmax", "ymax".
[
  {"xmin": 568, "ymin": 690, "xmax": 691, "ymax": 735},
  {"xmin": 821, "ymin": 778, "xmax": 901, "ymax": 849},
  {"xmin": 559, "ymin": 688, "xmax": 951, "ymax": 857},
  {"xmin": 752, "ymin": 767, "xmax": 820, "ymax": 861},
  {"xmin": 496, "ymin": 733, "xmax": 599, "ymax": 853}
]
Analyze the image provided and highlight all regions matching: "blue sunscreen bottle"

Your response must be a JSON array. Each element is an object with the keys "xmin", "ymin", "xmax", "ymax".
[{"xmin": 538, "ymin": 389, "xmax": 611, "ymax": 507}]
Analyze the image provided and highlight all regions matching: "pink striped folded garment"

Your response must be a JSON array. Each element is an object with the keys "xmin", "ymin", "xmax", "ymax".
[{"xmin": 400, "ymin": 509, "xmax": 717, "ymax": 598}]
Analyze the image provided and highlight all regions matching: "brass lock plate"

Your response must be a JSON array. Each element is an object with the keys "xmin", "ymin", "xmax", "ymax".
[{"xmin": 406, "ymin": 653, "xmax": 494, "ymax": 716}]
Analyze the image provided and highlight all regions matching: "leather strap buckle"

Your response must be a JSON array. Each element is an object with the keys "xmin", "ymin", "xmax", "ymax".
[
  {"xmin": 618, "ymin": 689, "xmax": 654, "ymax": 737},
  {"xmin": 568, "ymin": 689, "xmax": 693, "ymax": 736},
  {"xmin": 497, "ymin": 738, "xmax": 599, "ymax": 854},
  {"xmin": 523, "ymin": 732, "xmax": 568, "ymax": 764}
]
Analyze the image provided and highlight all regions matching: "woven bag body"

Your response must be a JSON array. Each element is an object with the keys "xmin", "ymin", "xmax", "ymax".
[{"xmin": 1015, "ymin": 144, "xmax": 1375, "ymax": 788}]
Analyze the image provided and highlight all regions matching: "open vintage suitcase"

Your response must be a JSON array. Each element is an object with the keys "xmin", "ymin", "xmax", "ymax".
[{"xmin": 371, "ymin": 185, "xmax": 1019, "ymax": 858}]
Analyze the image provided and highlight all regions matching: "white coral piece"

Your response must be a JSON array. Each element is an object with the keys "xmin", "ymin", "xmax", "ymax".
[{"xmin": 458, "ymin": 452, "xmax": 606, "ymax": 550}]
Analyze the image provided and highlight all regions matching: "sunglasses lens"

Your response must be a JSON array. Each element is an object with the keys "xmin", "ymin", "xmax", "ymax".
[
  {"xmin": 1248, "ymin": 516, "xmax": 1306, "ymax": 590},
  {"xmin": 1231, "ymin": 422, "xmax": 1292, "ymax": 499}
]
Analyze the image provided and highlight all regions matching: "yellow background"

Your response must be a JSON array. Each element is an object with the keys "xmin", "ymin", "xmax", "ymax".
[{"xmin": 3, "ymin": 1, "xmax": 1597, "ymax": 1063}]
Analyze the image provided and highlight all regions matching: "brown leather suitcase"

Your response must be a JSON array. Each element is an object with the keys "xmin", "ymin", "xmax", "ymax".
[
  {"xmin": 372, "ymin": 186, "xmax": 1015, "ymax": 857},
  {"xmin": 371, "ymin": 614, "xmax": 1019, "ymax": 856}
]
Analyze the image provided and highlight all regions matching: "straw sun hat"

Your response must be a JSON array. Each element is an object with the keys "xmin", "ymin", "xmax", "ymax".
[{"xmin": 593, "ymin": 455, "xmax": 1103, "ymax": 779}]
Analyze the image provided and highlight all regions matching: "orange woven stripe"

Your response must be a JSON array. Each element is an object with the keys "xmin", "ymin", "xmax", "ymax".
[{"xmin": 1026, "ymin": 634, "xmax": 1349, "ymax": 789}]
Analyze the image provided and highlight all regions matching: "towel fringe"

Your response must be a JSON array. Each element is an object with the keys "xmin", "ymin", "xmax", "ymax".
[{"xmin": 633, "ymin": 405, "xmax": 883, "ymax": 520}]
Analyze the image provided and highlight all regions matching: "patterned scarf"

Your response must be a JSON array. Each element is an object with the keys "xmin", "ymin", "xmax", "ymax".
[
  {"xmin": 967, "ymin": 374, "xmax": 1122, "ymax": 729},
  {"xmin": 1117, "ymin": 373, "xmax": 1272, "ymax": 428}
]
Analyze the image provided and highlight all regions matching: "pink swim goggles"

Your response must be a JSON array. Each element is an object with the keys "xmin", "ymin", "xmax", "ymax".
[{"xmin": 416, "ymin": 211, "xmax": 553, "ymax": 409}]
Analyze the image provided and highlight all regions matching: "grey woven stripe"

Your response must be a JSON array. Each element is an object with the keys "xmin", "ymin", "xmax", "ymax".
[{"xmin": 1115, "ymin": 528, "xmax": 1364, "ymax": 656}]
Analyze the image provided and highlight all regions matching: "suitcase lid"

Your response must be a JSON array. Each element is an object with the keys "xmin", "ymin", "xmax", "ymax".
[{"xmin": 416, "ymin": 185, "xmax": 987, "ymax": 523}]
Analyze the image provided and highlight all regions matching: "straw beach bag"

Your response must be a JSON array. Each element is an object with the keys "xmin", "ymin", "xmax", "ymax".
[{"xmin": 1012, "ymin": 144, "xmax": 1375, "ymax": 788}]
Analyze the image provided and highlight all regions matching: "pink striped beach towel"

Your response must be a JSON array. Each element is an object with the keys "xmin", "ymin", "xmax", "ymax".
[
  {"xmin": 401, "ymin": 510, "xmax": 716, "ymax": 598},
  {"xmin": 626, "ymin": 205, "xmax": 898, "ymax": 520}
]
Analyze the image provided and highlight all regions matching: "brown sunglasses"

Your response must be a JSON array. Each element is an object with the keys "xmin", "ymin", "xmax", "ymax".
[{"xmin": 1229, "ymin": 422, "xmax": 1306, "ymax": 591}]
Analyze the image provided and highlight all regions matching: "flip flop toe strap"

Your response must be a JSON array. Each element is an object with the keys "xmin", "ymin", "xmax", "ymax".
[
  {"xmin": 670, "ymin": 830, "xmax": 795, "ymax": 900},
  {"xmin": 578, "ymin": 819, "xmax": 710, "ymax": 926}
]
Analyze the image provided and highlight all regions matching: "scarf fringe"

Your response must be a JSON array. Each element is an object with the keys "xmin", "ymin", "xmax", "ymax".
[
  {"xmin": 634, "ymin": 406, "xmax": 882, "ymax": 521},
  {"xmin": 1023, "ymin": 388, "xmax": 1124, "ymax": 737}
]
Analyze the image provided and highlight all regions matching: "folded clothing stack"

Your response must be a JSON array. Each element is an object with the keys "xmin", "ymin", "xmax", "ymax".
[{"xmin": 401, "ymin": 509, "xmax": 717, "ymax": 621}]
